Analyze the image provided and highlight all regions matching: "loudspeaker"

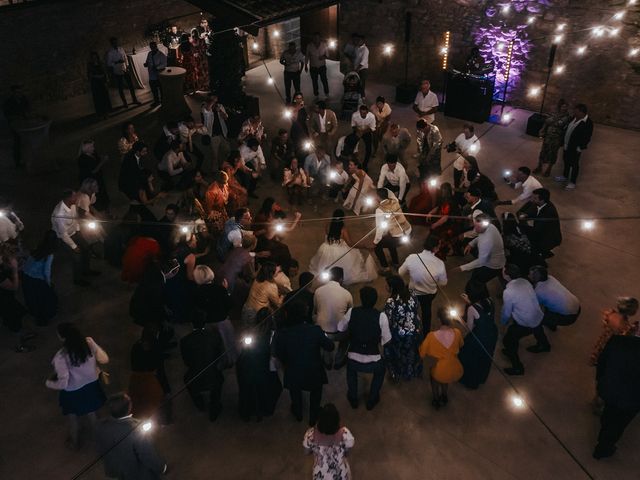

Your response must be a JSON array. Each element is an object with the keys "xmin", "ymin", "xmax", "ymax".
[
  {"xmin": 444, "ymin": 72, "xmax": 494, "ymax": 123},
  {"xmin": 526, "ymin": 113, "xmax": 548, "ymax": 137},
  {"xmin": 395, "ymin": 84, "xmax": 416, "ymax": 104}
]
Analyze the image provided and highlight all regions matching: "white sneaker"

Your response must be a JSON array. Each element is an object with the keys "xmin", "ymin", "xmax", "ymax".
[
  {"xmin": 564, "ymin": 183, "xmax": 576, "ymax": 190},
  {"xmin": 554, "ymin": 176, "xmax": 567, "ymax": 182}
]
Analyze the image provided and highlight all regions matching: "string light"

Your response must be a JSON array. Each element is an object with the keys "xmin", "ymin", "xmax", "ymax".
[
  {"xmin": 275, "ymin": 223, "xmax": 284, "ymax": 232},
  {"xmin": 629, "ymin": 0, "xmax": 636, "ymax": 5},
  {"xmin": 303, "ymin": 141, "xmax": 313, "ymax": 151},
  {"xmin": 243, "ymin": 336, "xmax": 253, "ymax": 346},
  {"xmin": 329, "ymin": 171, "xmax": 338, "ymax": 180},
  {"xmin": 501, "ymin": 112, "xmax": 512, "ymax": 123},
  {"xmin": 252, "ymin": 41, "xmax": 259, "ymax": 51},
  {"xmin": 328, "ymin": 39, "xmax": 337, "ymax": 49},
  {"xmin": 511, "ymin": 395, "xmax": 525, "ymax": 409},
  {"xmin": 503, "ymin": 169, "xmax": 512, "ymax": 177},
  {"xmin": 497, "ymin": 43, "xmax": 505, "ymax": 51},
  {"xmin": 448, "ymin": 307, "xmax": 459, "ymax": 318},
  {"xmin": 556, "ymin": 23, "xmax": 566, "ymax": 32},
  {"xmin": 480, "ymin": 220, "xmax": 490, "ymax": 228},
  {"xmin": 501, "ymin": 40, "xmax": 515, "ymax": 122},
  {"xmin": 576, "ymin": 46, "xmax": 587, "ymax": 55},
  {"xmin": 527, "ymin": 16, "xmax": 536, "ymax": 25},
  {"xmin": 180, "ymin": 226, "xmax": 189, "ymax": 234},
  {"xmin": 383, "ymin": 44, "xmax": 393, "ymax": 56},
  {"xmin": 554, "ymin": 65, "xmax": 565, "ymax": 74},
  {"xmin": 273, "ymin": 29, "xmax": 280, "ymax": 37},
  {"xmin": 384, "ymin": 213, "xmax": 391, "ymax": 220},
  {"xmin": 428, "ymin": 178, "xmax": 438, "ymax": 187},
  {"xmin": 501, "ymin": 4, "xmax": 510, "ymax": 14},
  {"xmin": 320, "ymin": 271, "xmax": 330, "ymax": 281},
  {"xmin": 267, "ymin": 77, "xmax": 274, "ymax": 85},
  {"xmin": 401, "ymin": 234, "xmax": 410, "ymax": 244},
  {"xmin": 582, "ymin": 220, "xmax": 595, "ymax": 231},
  {"xmin": 87, "ymin": 221, "xmax": 97, "ymax": 230},
  {"xmin": 630, "ymin": 48, "xmax": 640, "ymax": 57},
  {"xmin": 613, "ymin": 11, "xmax": 626, "ymax": 20},
  {"xmin": 468, "ymin": 143, "xmax": 479, "ymax": 154},
  {"xmin": 0, "ymin": 210, "xmax": 4, "ymax": 217},
  {"xmin": 553, "ymin": 34, "xmax": 564, "ymax": 44},
  {"xmin": 528, "ymin": 86, "xmax": 541, "ymax": 97},
  {"xmin": 593, "ymin": 26, "xmax": 605, "ymax": 37},
  {"xmin": 364, "ymin": 196, "xmax": 374, "ymax": 207},
  {"xmin": 380, "ymin": 220, "xmax": 389, "ymax": 229},
  {"xmin": 441, "ymin": 31, "xmax": 450, "ymax": 70},
  {"xmin": 142, "ymin": 421, "xmax": 153, "ymax": 432},
  {"xmin": 609, "ymin": 27, "xmax": 621, "ymax": 37},
  {"xmin": 283, "ymin": 109, "xmax": 292, "ymax": 119}
]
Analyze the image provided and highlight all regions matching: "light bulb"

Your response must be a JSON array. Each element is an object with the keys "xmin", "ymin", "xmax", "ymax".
[
  {"xmin": 448, "ymin": 308, "xmax": 458, "ymax": 318},
  {"xmin": 181, "ymin": 226, "xmax": 189, "ymax": 234},
  {"xmin": 480, "ymin": 220, "xmax": 490, "ymax": 228},
  {"xmin": 329, "ymin": 171, "xmax": 337, "ymax": 180},
  {"xmin": 380, "ymin": 221, "xmax": 389, "ymax": 229},
  {"xmin": 87, "ymin": 221, "xmax": 97, "ymax": 230},
  {"xmin": 511, "ymin": 395, "xmax": 525, "ymax": 408},
  {"xmin": 303, "ymin": 141, "xmax": 313, "ymax": 151},
  {"xmin": 142, "ymin": 421, "xmax": 153, "ymax": 432},
  {"xmin": 321, "ymin": 271, "xmax": 330, "ymax": 281},
  {"xmin": 610, "ymin": 27, "xmax": 620, "ymax": 37},
  {"xmin": 613, "ymin": 11, "xmax": 625, "ymax": 20},
  {"xmin": 497, "ymin": 43, "xmax": 505, "ymax": 51},
  {"xmin": 556, "ymin": 23, "xmax": 566, "ymax": 32},
  {"xmin": 503, "ymin": 169, "xmax": 512, "ymax": 177},
  {"xmin": 469, "ymin": 143, "xmax": 478, "ymax": 153},
  {"xmin": 243, "ymin": 336, "xmax": 253, "ymax": 346},
  {"xmin": 384, "ymin": 213, "xmax": 391, "ymax": 220},
  {"xmin": 593, "ymin": 26, "xmax": 604, "ymax": 37},
  {"xmin": 328, "ymin": 39, "xmax": 337, "ymax": 49},
  {"xmin": 401, "ymin": 234, "xmax": 410, "ymax": 244},
  {"xmin": 629, "ymin": 0, "xmax": 637, "ymax": 5},
  {"xmin": 428, "ymin": 178, "xmax": 438, "ymax": 187},
  {"xmin": 383, "ymin": 44, "xmax": 393, "ymax": 55},
  {"xmin": 576, "ymin": 46, "xmax": 587, "ymax": 55},
  {"xmin": 267, "ymin": 77, "xmax": 274, "ymax": 85},
  {"xmin": 553, "ymin": 34, "xmax": 564, "ymax": 44},
  {"xmin": 275, "ymin": 223, "xmax": 284, "ymax": 232},
  {"xmin": 527, "ymin": 16, "xmax": 535, "ymax": 24},
  {"xmin": 502, "ymin": 113, "xmax": 512, "ymax": 123},
  {"xmin": 283, "ymin": 109, "xmax": 292, "ymax": 119},
  {"xmin": 501, "ymin": 5, "xmax": 510, "ymax": 13},
  {"xmin": 630, "ymin": 48, "xmax": 640, "ymax": 57},
  {"xmin": 582, "ymin": 220, "xmax": 595, "ymax": 231},
  {"xmin": 252, "ymin": 42, "xmax": 259, "ymax": 51},
  {"xmin": 440, "ymin": 47, "xmax": 448, "ymax": 55},
  {"xmin": 0, "ymin": 210, "xmax": 4, "ymax": 217},
  {"xmin": 273, "ymin": 29, "xmax": 280, "ymax": 37},
  {"xmin": 554, "ymin": 65, "xmax": 565, "ymax": 74},
  {"xmin": 364, "ymin": 196, "xmax": 374, "ymax": 206},
  {"xmin": 528, "ymin": 87, "xmax": 541, "ymax": 97}
]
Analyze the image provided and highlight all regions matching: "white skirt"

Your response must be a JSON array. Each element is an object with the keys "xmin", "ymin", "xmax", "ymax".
[{"xmin": 309, "ymin": 240, "xmax": 378, "ymax": 286}]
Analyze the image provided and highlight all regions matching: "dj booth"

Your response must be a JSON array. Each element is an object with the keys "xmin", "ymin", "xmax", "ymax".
[{"xmin": 443, "ymin": 70, "xmax": 495, "ymax": 123}]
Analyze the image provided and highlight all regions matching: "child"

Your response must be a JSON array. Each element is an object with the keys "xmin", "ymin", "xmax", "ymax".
[{"xmin": 328, "ymin": 161, "xmax": 350, "ymax": 203}]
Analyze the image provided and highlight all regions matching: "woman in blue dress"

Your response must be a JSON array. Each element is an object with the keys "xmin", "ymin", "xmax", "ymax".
[
  {"xmin": 383, "ymin": 275, "xmax": 423, "ymax": 381},
  {"xmin": 458, "ymin": 281, "xmax": 498, "ymax": 389}
]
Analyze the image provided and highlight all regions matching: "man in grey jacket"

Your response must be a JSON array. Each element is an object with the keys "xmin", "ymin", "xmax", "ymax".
[{"xmin": 96, "ymin": 393, "xmax": 167, "ymax": 479}]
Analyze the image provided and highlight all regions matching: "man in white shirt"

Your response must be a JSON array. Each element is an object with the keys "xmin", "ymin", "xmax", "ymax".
[
  {"xmin": 452, "ymin": 124, "xmax": 480, "ymax": 182},
  {"xmin": 399, "ymin": 236, "xmax": 447, "ymax": 335},
  {"xmin": 310, "ymin": 100, "xmax": 338, "ymax": 157},
  {"xmin": 280, "ymin": 42, "xmax": 305, "ymax": 104},
  {"xmin": 338, "ymin": 286, "xmax": 391, "ymax": 410},
  {"xmin": 353, "ymin": 35, "xmax": 369, "ymax": 98},
  {"xmin": 529, "ymin": 266, "xmax": 580, "ymax": 332},
  {"xmin": 457, "ymin": 214, "xmax": 506, "ymax": 286},
  {"xmin": 501, "ymin": 264, "xmax": 549, "ymax": 375},
  {"xmin": 51, "ymin": 189, "xmax": 94, "ymax": 286},
  {"xmin": 304, "ymin": 145, "xmax": 331, "ymax": 204},
  {"xmin": 413, "ymin": 79, "xmax": 439, "ymax": 156},
  {"xmin": 498, "ymin": 166, "xmax": 543, "ymax": 208},
  {"xmin": 158, "ymin": 140, "xmax": 189, "ymax": 188},
  {"xmin": 305, "ymin": 33, "xmax": 330, "ymax": 98},
  {"xmin": 351, "ymin": 105, "xmax": 376, "ymax": 171},
  {"xmin": 239, "ymin": 138, "xmax": 266, "ymax": 198},
  {"xmin": 377, "ymin": 154, "xmax": 410, "ymax": 204},
  {"xmin": 143, "ymin": 41, "xmax": 167, "ymax": 106},
  {"xmin": 314, "ymin": 267, "xmax": 353, "ymax": 369},
  {"xmin": 105, "ymin": 37, "xmax": 139, "ymax": 107}
]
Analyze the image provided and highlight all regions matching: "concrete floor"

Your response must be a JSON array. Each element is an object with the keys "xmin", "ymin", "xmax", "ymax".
[{"xmin": 0, "ymin": 60, "xmax": 639, "ymax": 479}]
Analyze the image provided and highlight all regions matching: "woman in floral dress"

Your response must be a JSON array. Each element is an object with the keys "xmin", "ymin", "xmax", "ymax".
[
  {"xmin": 535, "ymin": 98, "xmax": 571, "ymax": 177},
  {"xmin": 205, "ymin": 171, "xmax": 229, "ymax": 234},
  {"xmin": 303, "ymin": 404, "xmax": 355, "ymax": 480},
  {"xmin": 383, "ymin": 275, "xmax": 423, "ymax": 381},
  {"xmin": 222, "ymin": 155, "xmax": 249, "ymax": 212},
  {"xmin": 190, "ymin": 28, "xmax": 209, "ymax": 92}
]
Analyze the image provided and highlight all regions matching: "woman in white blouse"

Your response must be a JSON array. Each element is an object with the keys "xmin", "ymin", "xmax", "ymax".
[
  {"xmin": 46, "ymin": 322, "xmax": 109, "ymax": 449},
  {"xmin": 117, "ymin": 121, "xmax": 139, "ymax": 156}
]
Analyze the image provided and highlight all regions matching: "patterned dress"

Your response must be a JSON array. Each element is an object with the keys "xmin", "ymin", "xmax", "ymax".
[
  {"xmin": 383, "ymin": 295, "xmax": 423, "ymax": 380},
  {"xmin": 205, "ymin": 182, "xmax": 229, "ymax": 234},
  {"xmin": 538, "ymin": 111, "xmax": 571, "ymax": 165},
  {"xmin": 303, "ymin": 427, "xmax": 355, "ymax": 480}
]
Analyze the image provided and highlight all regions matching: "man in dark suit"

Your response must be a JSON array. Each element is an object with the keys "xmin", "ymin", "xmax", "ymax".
[
  {"xmin": 95, "ymin": 393, "xmax": 167, "ymax": 480},
  {"xmin": 519, "ymin": 188, "xmax": 562, "ymax": 258},
  {"xmin": 284, "ymin": 271, "xmax": 315, "ymax": 324},
  {"xmin": 275, "ymin": 299, "xmax": 334, "ymax": 425},
  {"xmin": 462, "ymin": 186, "xmax": 500, "ymax": 235},
  {"xmin": 555, "ymin": 103, "xmax": 593, "ymax": 190},
  {"xmin": 593, "ymin": 335, "xmax": 640, "ymax": 459},
  {"xmin": 118, "ymin": 141, "xmax": 149, "ymax": 201},
  {"xmin": 180, "ymin": 315, "xmax": 225, "ymax": 422}
]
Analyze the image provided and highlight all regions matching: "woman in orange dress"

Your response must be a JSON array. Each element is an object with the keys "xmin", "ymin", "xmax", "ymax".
[
  {"xmin": 222, "ymin": 154, "xmax": 249, "ymax": 212},
  {"xmin": 419, "ymin": 307, "xmax": 464, "ymax": 409},
  {"xmin": 205, "ymin": 171, "xmax": 230, "ymax": 234}
]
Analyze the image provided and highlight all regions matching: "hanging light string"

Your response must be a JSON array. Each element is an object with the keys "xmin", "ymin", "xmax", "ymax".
[{"xmin": 70, "ymin": 225, "xmax": 377, "ymax": 480}]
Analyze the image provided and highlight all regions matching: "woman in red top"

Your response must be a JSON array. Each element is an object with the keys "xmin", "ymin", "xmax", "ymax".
[
  {"xmin": 121, "ymin": 236, "xmax": 161, "ymax": 283},
  {"xmin": 426, "ymin": 182, "xmax": 461, "ymax": 260}
]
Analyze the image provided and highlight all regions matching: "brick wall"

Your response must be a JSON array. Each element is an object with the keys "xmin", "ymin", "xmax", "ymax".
[
  {"xmin": 0, "ymin": 0, "xmax": 201, "ymax": 105},
  {"xmin": 339, "ymin": 0, "xmax": 640, "ymax": 129}
]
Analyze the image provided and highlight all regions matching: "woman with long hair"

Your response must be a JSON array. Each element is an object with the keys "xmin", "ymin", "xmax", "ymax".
[
  {"xmin": 87, "ymin": 51, "xmax": 111, "ymax": 119},
  {"xmin": 204, "ymin": 170, "xmax": 230, "ymax": 234},
  {"xmin": 383, "ymin": 275, "xmax": 422, "ymax": 381},
  {"xmin": 419, "ymin": 307, "xmax": 464, "ymax": 409},
  {"xmin": 342, "ymin": 159, "xmax": 375, "ymax": 215},
  {"xmin": 282, "ymin": 157, "xmax": 309, "ymax": 205},
  {"xmin": 22, "ymin": 229, "xmax": 58, "ymax": 325},
  {"xmin": 77, "ymin": 177, "xmax": 106, "ymax": 249},
  {"xmin": 117, "ymin": 121, "xmax": 140, "ymax": 156},
  {"xmin": 303, "ymin": 403, "xmax": 355, "ymax": 480},
  {"xmin": 222, "ymin": 153, "xmax": 249, "ymax": 211},
  {"xmin": 190, "ymin": 28, "xmax": 210, "ymax": 92},
  {"xmin": 426, "ymin": 182, "xmax": 462, "ymax": 259},
  {"xmin": 45, "ymin": 322, "xmax": 109, "ymax": 449},
  {"xmin": 458, "ymin": 281, "xmax": 498, "ymax": 389},
  {"xmin": 308, "ymin": 209, "xmax": 377, "ymax": 285}
]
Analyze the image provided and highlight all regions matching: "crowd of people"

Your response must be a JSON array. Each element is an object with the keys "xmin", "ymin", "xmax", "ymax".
[{"xmin": 0, "ymin": 27, "xmax": 637, "ymax": 480}]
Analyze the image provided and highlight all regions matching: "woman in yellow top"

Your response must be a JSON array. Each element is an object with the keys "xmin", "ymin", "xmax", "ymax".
[
  {"xmin": 241, "ymin": 262, "xmax": 283, "ymax": 329},
  {"xmin": 419, "ymin": 308, "xmax": 464, "ymax": 409}
]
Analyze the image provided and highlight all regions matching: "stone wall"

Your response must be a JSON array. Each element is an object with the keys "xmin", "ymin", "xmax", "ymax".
[
  {"xmin": 0, "ymin": 0, "xmax": 201, "ymax": 106},
  {"xmin": 339, "ymin": 0, "xmax": 640, "ymax": 129}
]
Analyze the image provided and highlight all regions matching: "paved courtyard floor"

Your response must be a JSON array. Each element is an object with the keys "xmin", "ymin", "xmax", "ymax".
[{"xmin": 0, "ymin": 60, "xmax": 639, "ymax": 479}]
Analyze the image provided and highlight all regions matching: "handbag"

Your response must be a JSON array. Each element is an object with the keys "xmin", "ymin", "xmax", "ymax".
[{"xmin": 201, "ymin": 134, "xmax": 211, "ymax": 146}]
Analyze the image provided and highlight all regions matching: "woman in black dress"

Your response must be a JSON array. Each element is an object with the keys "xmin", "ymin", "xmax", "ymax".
[
  {"xmin": 77, "ymin": 139, "xmax": 110, "ymax": 212},
  {"xmin": 87, "ymin": 51, "xmax": 111, "ymax": 119}
]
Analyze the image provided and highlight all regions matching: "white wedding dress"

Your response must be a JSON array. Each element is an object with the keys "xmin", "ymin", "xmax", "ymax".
[{"xmin": 309, "ymin": 237, "xmax": 378, "ymax": 286}]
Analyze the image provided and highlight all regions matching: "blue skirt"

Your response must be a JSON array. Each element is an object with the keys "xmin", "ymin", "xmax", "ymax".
[{"xmin": 59, "ymin": 380, "xmax": 106, "ymax": 416}]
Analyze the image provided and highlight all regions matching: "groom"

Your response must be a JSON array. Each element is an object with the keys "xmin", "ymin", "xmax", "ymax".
[{"xmin": 372, "ymin": 188, "xmax": 411, "ymax": 273}]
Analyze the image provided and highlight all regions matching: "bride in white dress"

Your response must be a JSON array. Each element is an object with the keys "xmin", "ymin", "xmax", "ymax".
[{"xmin": 309, "ymin": 209, "xmax": 378, "ymax": 286}]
